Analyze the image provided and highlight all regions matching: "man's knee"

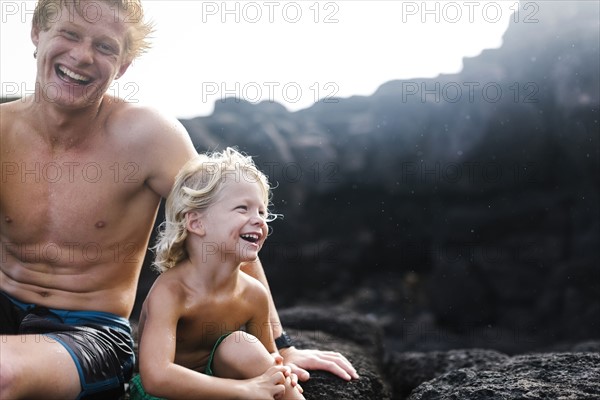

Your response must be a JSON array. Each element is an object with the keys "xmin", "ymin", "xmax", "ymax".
[
  {"xmin": 0, "ymin": 354, "xmax": 24, "ymax": 399},
  {"xmin": 0, "ymin": 337, "xmax": 82, "ymax": 399}
]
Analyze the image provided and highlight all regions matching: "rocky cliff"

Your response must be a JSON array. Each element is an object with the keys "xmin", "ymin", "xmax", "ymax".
[
  {"xmin": 134, "ymin": 1, "xmax": 600, "ymax": 357},
  {"xmin": 132, "ymin": 2, "xmax": 599, "ymax": 397}
]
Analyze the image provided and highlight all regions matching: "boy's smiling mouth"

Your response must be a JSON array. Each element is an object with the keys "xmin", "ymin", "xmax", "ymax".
[{"xmin": 240, "ymin": 233, "xmax": 260, "ymax": 243}]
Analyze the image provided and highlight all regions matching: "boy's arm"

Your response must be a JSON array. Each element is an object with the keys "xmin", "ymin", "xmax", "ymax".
[{"xmin": 240, "ymin": 258, "xmax": 359, "ymax": 382}]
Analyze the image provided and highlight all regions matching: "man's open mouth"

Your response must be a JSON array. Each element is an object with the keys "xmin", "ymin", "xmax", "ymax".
[{"xmin": 56, "ymin": 65, "xmax": 92, "ymax": 85}]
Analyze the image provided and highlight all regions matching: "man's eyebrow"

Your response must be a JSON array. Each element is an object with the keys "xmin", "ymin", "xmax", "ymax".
[{"xmin": 57, "ymin": 20, "xmax": 80, "ymax": 30}]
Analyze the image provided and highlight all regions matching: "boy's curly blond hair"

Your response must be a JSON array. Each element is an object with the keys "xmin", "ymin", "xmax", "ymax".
[{"xmin": 153, "ymin": 148, "xmax": 275, "ymax": 273}]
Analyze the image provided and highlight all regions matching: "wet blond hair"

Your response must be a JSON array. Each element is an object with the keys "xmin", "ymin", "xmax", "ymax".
[
  {"xmin": 33, "ymin": 0, "xmax": 154, "ymax": 62},
  {"xmin": 153, "ymin": 148, "xmax": 275, "ymax": 273}
]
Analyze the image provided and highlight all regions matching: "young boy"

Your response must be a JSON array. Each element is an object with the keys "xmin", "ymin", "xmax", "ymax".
[{"xmin": 130, "ymin": 148, "xmax": 305, "ymax": 399}]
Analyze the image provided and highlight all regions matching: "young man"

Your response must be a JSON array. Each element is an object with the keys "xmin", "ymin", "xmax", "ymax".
[{"xmin": 0, "ymin": 1, "xmax": 357, "ymax": 399}]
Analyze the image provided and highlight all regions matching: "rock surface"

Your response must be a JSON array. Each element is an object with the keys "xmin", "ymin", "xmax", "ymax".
[
  {"xmin": 128, "ymin": 1, "xmax": 600, "ymax": 354},
  {"xmin": 279, "ymin": 313, "xmax": 600, "ymax": 400},
  {"xmin": 118, "ymin": 2, "xmax": 599, "ymax": 396},
  {"xmin": 406, "ymin": 352, "xmax": 600, "ymax": 400},
  {"xmin": 275, "ymin": 310, "xmax": 600, "ymax": 400},
  {"xmin": 279, "ymin": 307, "xmax": 392, "ymax": 400},
  {"xmin": 385, "ymin": 349, "xmax": 509, "ymax": 400}
]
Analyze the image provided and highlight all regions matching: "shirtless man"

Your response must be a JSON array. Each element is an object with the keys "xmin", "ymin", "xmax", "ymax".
[{"xmin": 0, "ymin": 1, "xmax": 357, "ymax": 399}]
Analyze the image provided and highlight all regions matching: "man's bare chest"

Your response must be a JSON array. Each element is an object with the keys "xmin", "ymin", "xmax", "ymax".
[{"xmin": 1, "ymin": 146, "xmax": 146, "ymax": 244}]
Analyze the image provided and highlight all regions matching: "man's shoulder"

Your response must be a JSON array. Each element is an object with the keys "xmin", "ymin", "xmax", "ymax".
[
  {"xmin": 0, "ymin": 98, "xmax": 27, "ymax": 119},
  {"xmin": 106, "ymin": 99, "xmax": 176, "ymax": 131},
  {"xmin": 0, "ymin": 99, "xmax": 30, "ymax": 138},
  {"xmin": 104, "ymin": 98, "xmax": 192, "ymax": 146},
  {"xmin": 103, "ymin": 97, "xmax": 196, "ymax": 196},
  {"xmin": 0, "ymin": 97, "xmax": 24, "ymax": 109}
]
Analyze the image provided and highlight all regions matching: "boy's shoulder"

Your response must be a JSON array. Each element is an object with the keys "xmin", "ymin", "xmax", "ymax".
[
  {"xmin": 146, "ymin": 271, "xmax": 190, "ymax": 305},
  {"xmin": 239, "ymin": 270, "xmax": 270, "ymax": 301}
]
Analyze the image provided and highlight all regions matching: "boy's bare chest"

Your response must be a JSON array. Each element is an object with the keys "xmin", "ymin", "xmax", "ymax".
[{"xmin": 176, "ymin": 296, "xmax": 254, "ymax": 350}]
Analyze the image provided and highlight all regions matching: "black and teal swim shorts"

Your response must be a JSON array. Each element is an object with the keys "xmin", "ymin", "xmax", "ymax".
[{"xmin": 0, "ymin": 291, "xmax": 135, "ymax": 400}]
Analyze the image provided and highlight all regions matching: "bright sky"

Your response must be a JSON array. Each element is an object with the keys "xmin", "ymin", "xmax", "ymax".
[{"xmin": 1, "ymin": 0, "xmax": 517, "ymax": 118}]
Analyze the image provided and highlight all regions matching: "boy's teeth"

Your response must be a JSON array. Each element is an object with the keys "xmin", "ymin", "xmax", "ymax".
[
  {"xmin": 241, "ymin": 234, "xmax": 259, "ymax": 242},
  {"xmin": 59, "ymin": 66, "xmax": 90, "ymax": 82}
]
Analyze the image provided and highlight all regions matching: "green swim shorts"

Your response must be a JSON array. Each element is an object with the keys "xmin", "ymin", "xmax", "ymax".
[{"xmin": 129, "ymin": 332, "xmax": 233, "ymax": 399}]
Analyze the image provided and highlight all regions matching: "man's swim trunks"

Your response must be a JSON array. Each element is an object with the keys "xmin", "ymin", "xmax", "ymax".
[
  {"xmin": 129, "ymin": 332, "xmax": 233, "ymax": 400},
  {"xmin": 0, "ymin": 291, "xmax": 135, "ymax": 400}
]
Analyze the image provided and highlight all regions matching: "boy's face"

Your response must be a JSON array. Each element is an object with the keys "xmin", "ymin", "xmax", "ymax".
[
  {"xmin": 199, "ymin": 177, "xmax": 269, "ymax": 263},
  {"xmin": 31, "ymin": 0, "xmax": 131, "ymax": 108}
]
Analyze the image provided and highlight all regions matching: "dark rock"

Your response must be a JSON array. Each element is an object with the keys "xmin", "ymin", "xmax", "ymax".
[
  {"xmin": 279, "ymin": 307, "xmax": 392, "ymax": 400},
  {"xmin": 385, "ymin": 349, "xmax": 509, "ymax": 400},
  {"xmin": 133, "ymin": 1, "xmax": 600, "ymax": 356},
  {"xmin": 571, "ymin": 340, "xmax": 600, "ymax": 353},
  {"xmin": 406, "ymin": 352, "xmax": 600, "ymax": 400}
]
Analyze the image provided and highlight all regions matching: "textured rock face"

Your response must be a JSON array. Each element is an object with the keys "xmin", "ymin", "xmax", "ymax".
[
  {"xmin": 405, "ymin": 352, "xmax": 600, "ymax": 400},
  {"xmin": 279, "ymin": 307, "xmax": 392, "ymax": 400},
  {"xmin": 125, "ymin": 3, "xmax": 598, "ymax": 397},
  {"xmin": 270, "ymin": 310, "xmax": 600, "ymax": 400},
  {"xmin": 143, "ymin": 1, "xmax": 600, "ymax": 355},
  {"xmin": 386, "ymin": 349, "xmax": 509, "ymax": 400}
]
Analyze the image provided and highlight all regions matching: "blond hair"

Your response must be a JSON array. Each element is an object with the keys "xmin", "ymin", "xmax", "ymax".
[
  {"xmin": 33, "ymin": 0, "xmax": 154, "ymax": 63},
  {"xmin": 153, "ymin": 148, "xmax": 275, "ymax": 273}
]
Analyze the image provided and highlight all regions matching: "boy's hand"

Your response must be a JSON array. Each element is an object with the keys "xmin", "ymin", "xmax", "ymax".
[{"xmin": 272, "ymin": 352, "xmax": 303, "ymax": 393}]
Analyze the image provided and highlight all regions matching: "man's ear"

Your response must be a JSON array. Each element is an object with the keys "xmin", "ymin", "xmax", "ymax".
[
  {"xmin": 115, "ymin": 61, "xmax": 131, "ymax": 80},
  {"xmin": 185, "ymin": 211, "xmax": 206, "ymax": 236},
  {"xmin": 31, "ymin": 23, "xmax": 40, "ymax": 48}
]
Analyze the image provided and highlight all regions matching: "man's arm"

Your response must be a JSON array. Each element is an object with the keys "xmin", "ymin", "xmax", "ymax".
[
  {"xmin": 122, "ymin": 105, "xmax": 197, "ymax": 198},
  {"xmin": 240, "ymin": 259, "xmax": 359, "ymax": 382},
  {"xmin": 245, "ymin": 278, "xmax": 277, "ymax": 354},
  {"xmin": 240, "ymin": 258, "xmax": 283, "ymax": 338}
]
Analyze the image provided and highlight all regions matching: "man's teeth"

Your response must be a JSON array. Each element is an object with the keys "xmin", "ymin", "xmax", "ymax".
[
  {"xmin": 59, "ymin": 66, "xmax": 90, "ymax": 83},
  {"xmin": 241, "ymin": 234, "xmax": 259, "ymax": 242}
]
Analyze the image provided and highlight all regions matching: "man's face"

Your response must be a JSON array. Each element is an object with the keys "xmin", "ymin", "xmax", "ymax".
[{"xmin": 31, "ymin": 1, "xmax": 131, "ymax": 109}]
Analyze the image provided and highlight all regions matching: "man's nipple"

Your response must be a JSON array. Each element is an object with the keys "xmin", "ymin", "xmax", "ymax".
[
  {"xmin": 95, "ymin": 221, "xmax": 106, "ymax": 228},
  {"xmin": 4, "ymin": 216, "xmax": 12, "ymax": 223}
]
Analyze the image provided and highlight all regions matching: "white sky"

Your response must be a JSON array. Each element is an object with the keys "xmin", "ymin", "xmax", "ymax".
[{"xmin": 1, "ymin": 0, "xmax": 517, "ymax": 118}]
